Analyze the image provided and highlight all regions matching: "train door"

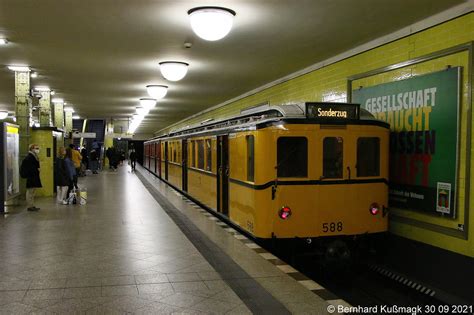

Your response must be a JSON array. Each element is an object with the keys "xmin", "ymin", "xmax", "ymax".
[
  {"xmin": 217, "ymin": 135, "xmax": 229, "ymax": 216},
  {"xmin": 182, "ymin": 139, "xmax": 188, "ymax": 191},
  {"xmin": 157, "ymin": 141, "xmax": 161, "ymax": 178},
  {"xmin": 164, "ymin": 142, "xmax": 169, "ymax": 180}
]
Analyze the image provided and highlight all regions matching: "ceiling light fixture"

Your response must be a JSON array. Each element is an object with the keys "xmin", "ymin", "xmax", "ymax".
[
  {"xmin": 50, "ymin": 90, "xmax": 56, "ymax": 95},
  {"xmin": 0, "ymin": 111, "xmax": 8, "ymax": 120},
  {"xmin": 146, "ymin": 85, "xmax": 168, "ymax": 99},
  {"xmin": 30, "ymin": 72, "xmax": 38, "ymax": 78},
  {"xmin": 8, "ymin": 65, "xmax": 30, "ymax": 72},
  {"xmin": 64, "ymin": 107, "xmax": 74, "ymax": 112},
  {"xmin": 52, "ymin": 98, "xmax": 64, "ymax": 104},
  {"xmin": 35, "ymin": 86, "xmax": 50, "ymax": 92},
  {"xmin": 188, "ymin": 6, "xmax": 236, "ymax": 41},
  {"xmin": 139, "ymin": 98, "xmax": 157, "ymax": 110},
  {"xmin": 136, "ymin": 106, "xmax": 149, "ymax": 116},
  {"xmin": 159, "ymin": 61, "xmax": 189, "ymax": 82},
  {"xmin": 0, "ymin": 38, "xmax": 8, "ymax": 45},
  {"xmin": 72, "ymin": 115, "xmax": 80, "ymax": 120}
]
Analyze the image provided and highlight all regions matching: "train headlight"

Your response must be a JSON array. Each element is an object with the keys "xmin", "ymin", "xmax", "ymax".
[
  {"xmin": 278, "ymin": 206, "xmax": 292, "ymax": 220},
  {"xmin": 369, "ymin": 203, "xmax": 379, "ymax": 215}
]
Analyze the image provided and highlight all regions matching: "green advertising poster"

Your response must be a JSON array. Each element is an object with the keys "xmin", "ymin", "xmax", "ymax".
[{"xmin": 352, "ymin": 67, "xmax": 460, "ymax": 217}]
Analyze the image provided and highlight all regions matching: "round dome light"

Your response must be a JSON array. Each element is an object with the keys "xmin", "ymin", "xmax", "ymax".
[
  {"xmin": 139, "ymin": 98, "xmax": 157, "ymax": 110},
  {"xmin": 136, "ymin": 106, "xmax": 149, "ymax": 116},
  {"xmin": 146, "ymin": 85, "xmax": 168, "ymax": 99},
  {"xmin": 0, "ymin": 111, "xmax": 8, "ymax": 120},
  {"xmin": 159, "ymin": 61, "xmax": 189, "ymax": 82},
  {"xmin": 188, "ymin": 7, "xmax": 236, "ymax": 41}
]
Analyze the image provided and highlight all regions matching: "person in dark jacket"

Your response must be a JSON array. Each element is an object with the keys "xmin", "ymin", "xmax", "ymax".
[
  {"xmin": 65, "ymin": 148, "xmax": 77, "ymax": 200},
  {"xmin": 20, "ymin": 144, "xmax": 42, "ymax": 211},
  {"xmin": 129, "ymin": 148, "xmax": 137, "ymax": 172},
  {"xmin": 55, "ymin": 147, "xmax": 69, "ymax": 204},
  {"xmin": 90, "ymin": 149, "xmax": 99, "ymax": 174}
]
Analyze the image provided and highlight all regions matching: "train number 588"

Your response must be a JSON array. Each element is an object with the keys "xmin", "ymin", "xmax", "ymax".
[{"xmin": 322, "ymin": 222, "xmax": 343, "ymax": 233}]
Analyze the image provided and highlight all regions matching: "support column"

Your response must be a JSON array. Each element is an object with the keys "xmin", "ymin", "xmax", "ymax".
[
  {"xmin": 39, "ymin": 91, "xmax": 52, "ymax": 127},
  {"xmin": 14, "ymin": 71, "xmax": 31, "ymax": 160},
  {"xmin": 14, "ymin": 70, "xmax": 30, "ymax": 196},
  {"xmin": 104, "ymin": 120, "xmax": 114, "ymax": 168},
  {"xmin": 64, "ymin": 108, "xmax": 73, "ymax": 133},
  {"xmin": 53, "ymin": 100, "xmax": 64, "ymax": 130}
]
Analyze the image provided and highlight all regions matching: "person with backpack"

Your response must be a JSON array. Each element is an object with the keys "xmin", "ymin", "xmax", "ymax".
[{"xmin": 20, "ymin": 144, "xmax": 42, "ymax": 211}]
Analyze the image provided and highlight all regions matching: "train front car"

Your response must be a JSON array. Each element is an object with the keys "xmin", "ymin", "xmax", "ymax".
[{"xmin": 246, "ymin": 103, "xmax": 390, "ymax": 262}]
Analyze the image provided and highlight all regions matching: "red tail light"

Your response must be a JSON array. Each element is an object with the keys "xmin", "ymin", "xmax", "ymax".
[
  {"xmin": 279, "ymin": 206, "xmax": 292, "ymax": 220},
  {"xmin": 369, "ymin": 203, "xmax": 379, "ymax": 215}
]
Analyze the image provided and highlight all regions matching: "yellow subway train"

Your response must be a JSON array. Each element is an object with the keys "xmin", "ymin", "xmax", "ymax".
[{"xmin": 144, "ymin": 102, "xmax": 389, "ymax": 258}]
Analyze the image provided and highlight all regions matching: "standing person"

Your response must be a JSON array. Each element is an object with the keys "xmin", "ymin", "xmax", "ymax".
[
  {"xmin": 65, "ymin": 148, "xmax": 77, "ymax": 201},
  {"xmin": 106, "ymin": 147, "xmax": 113, "ymax": 170},
  {"xmin": 129, "ymin": 148, "xmax": 137, "ymax": 172},
  {"xmin": 20, "ymin": 144, "xmax": 42, "ymax": 211},
  {"xmin": 81, "ymin": 146, "xmax": 89, "ymax": 172},
  {"xmin": 92, "ymin": 139, "xmax": 100, "ymax": 151},
  {"xmin": 90, "ymin": 149, "xmax": 99, "ymax": 174},
  {"xmin": 69, "ymin": 144, "xmax": 82, "ymax": 177},
  {"xmin": 55, "ymin": 147, "xmax": 69, "ymax": 204}
]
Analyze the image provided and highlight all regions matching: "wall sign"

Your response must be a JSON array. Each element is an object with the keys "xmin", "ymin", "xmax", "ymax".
[
  {"xmin": 306, "ymin": 102, "xmax": 359, "ymax": 120},
  {"xmin": 352, "ymin": 67, "xmax": 460, "ymax": 217}
]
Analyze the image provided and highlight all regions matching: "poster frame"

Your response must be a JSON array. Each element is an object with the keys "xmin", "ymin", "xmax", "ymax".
[
  {"xmin": 2, "ymin": 122, "xmax": 21, "ymax": 201},
  {"xmin": 347, "ymin": 42, "xmax": 472, "ymax": 240}
]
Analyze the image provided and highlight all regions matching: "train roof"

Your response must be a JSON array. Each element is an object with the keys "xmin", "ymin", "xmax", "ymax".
[{"xmin": 146, "ymin": 102, "xmax": 388, "ymax": 142}]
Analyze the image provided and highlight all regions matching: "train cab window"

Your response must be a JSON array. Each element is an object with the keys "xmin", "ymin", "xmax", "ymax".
[
  {"xmin": 246, "ymin": 135, "xmax": 255, "ymax": 181},
  {"xmin": 323, "ymin": 137, "xmax": 343, "ymax": 178},
  {"xmin": 357, "ymin": 137, "xmax": 380, "ymax": 177},
  {"xmin": 197, "ymin": 140, "xmax": 205, "ymax": 170},
  {"xmin": 205, "ymin": 139, "xmax": 212, "ymax": 171},
  {"xmin": 277, "ymin": 137, "xmax": 308, "ymax": 178}
]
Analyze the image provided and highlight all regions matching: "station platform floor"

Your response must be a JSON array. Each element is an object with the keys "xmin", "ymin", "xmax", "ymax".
[{"xmin": 0, "ymin": 164, "xmax": 348, "ymax": 314}]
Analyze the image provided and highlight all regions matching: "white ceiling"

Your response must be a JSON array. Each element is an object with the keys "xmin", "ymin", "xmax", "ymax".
[{"xmin": 0, "ymin": 0, "xmax": 467, "ymax": 134}]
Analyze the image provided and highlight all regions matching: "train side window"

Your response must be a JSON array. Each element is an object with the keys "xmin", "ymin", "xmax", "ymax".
[
  {"xmin": 247, "ymin": 135, "xmax": 255, "ymax": 181},
  {"xmin": 277, "ymin": 137, "xmax": 307, "ymax": 178},
  {"xmin": 205, "ymin": 139, "xmax": 212, "ymax": 171},
  {"xmin": 197, "ymin": 140, "xmax": 205, "ymax": 170},
  {"xmin": 357, "ymin": 137, "xmax": 380, "ymax": 177},
  {"xmin": 323, "ymin": 137, "xmax": 343, "ymax": 178}
]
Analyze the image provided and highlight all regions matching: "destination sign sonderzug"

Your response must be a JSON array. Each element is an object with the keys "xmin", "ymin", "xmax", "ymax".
[{"xmin": 306, "ymin": 102, "xmax": 360, "ymax": 120}]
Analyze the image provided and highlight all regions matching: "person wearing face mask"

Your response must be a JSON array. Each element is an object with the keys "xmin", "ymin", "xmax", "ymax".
[{"xmin": 19, "ymin": 144, "xmax": 43, "ymax": 211}]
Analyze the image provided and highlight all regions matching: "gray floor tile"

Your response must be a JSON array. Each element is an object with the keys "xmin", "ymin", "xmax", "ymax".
[
  {"xmin": 24, "ymin": 288, "xmax": 64, "ymax": 301},
  {"xmin": 167, "ymin": 273, "xmax": 201, "ymax": 283},
  {"xmin": 190, "ymin": 297, "xmax": 239, "ymax": 314},
  {"xmin": 63, "ymin": 286, "xmax": 102, "ymax": 299},
  {"xmin": 159, "ymin": 292, "xmax": 206, "ymax": 308},
  {"xmin": 66, "ymin": 277, "xmax": 102, "ymax": 288},
  {"xmin": 135, "ymin": 273, "xmax": 169, "ymax": 284},
  {"xmin": 101, "ymin": 295, "xmax": 154, "ymax": 312},
  {"xmin": 136, "ymin": 301, "xmax": 183, "ymax": 315},
  {"xmin": 0, "ymin": 279, "xmax": 31, "ymax": 291},
  {"xmin": 29, "ymin": 278, "xmax": 67, "ymax": 289},
  {"xmin": 101, "ymin": 284, "xmax": 139, "ymax": 297},
  {"xmin": 101, "ymin": 275, "xmax": 136, "ymax": 286},
  {"xmin": 137, "ymin": 283, "xmax": 174, "ymax": 296},
  {"xmin": 0, "ymin": 302, "xmax": 41, "ymax": 314}
]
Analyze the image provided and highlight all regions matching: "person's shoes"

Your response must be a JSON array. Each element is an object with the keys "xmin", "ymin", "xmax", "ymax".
[
  {"xmin": 27, "ymin": 207, "xmax": 39, "ymax": 211},
  {"xmin": 33, "ymin": 207, "xmax": 40, "ymax": 211},
  {"xmin": 62, "ymin": 200, "xmax": 68, "ymax": 205}
]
